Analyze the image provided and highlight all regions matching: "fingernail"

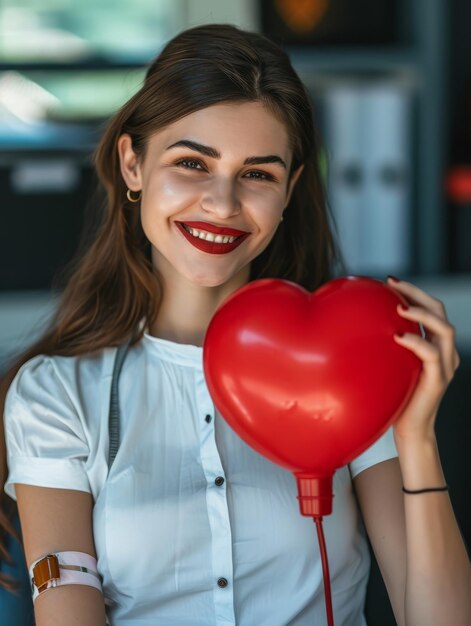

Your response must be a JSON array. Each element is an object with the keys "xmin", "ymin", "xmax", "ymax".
[
  {"xmin": 387, "ymin": 275, "xmax": 400, "ymax": 282},
  {"xmin": 398, "ymin": 303, "xmax": 409, "ymax": 311}
]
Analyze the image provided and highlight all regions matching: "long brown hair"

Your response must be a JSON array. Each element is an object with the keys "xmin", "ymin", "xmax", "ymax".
[{"xmin": 0, "ymin": 23, "xmax": 344, "ymax": 590}]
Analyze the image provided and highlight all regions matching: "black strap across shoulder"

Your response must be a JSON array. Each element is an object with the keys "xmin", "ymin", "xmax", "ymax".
[{"xmin": 108, "ymin": 341, "xmax": 131, "ymax": 470}]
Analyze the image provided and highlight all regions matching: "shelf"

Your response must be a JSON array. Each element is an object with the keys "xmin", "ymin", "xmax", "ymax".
[
  {"xmin": 0, "ymin": 47, "xmax": 418, "ymax": 75},
  {"xmin": 288, "ymin": 46, "xmax": 418, "ymax": 75},
  {"xmin": 0, "ymin": 59, "xmax": 148, "ymax": 72},
  {"xmin": 0, "ymin": 124, "xmax": 100, "ymax": 153}
]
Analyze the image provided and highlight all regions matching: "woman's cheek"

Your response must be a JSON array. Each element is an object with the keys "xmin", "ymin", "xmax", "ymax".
[
  {"xmin": 147, "ymin": 175, "xmax": 200, "ymax": 214},
  {"xmin": 241, "ymin": 184, "xmax": 285, "ymax": 212},
  {"xmin": 248, "ymin": 196, "xmax": 285, "ymax": 231}
]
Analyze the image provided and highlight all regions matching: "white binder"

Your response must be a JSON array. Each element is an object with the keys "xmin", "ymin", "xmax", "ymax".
[
  {"xmin": 322, "ymin": 79, "xmax": 412, "ymax": 277},
  {"xmin": 323, "ymin": 82, "xmax": 365, "ymax": 274},
  {"xmin": 361, "ymin": 81, "xmax": 412, "ymax": 276}
]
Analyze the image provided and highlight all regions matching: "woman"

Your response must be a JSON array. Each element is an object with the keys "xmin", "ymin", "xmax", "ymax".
[{"xmin": 0, "ymin": 23, "xmax": 470, "ymax": 626}]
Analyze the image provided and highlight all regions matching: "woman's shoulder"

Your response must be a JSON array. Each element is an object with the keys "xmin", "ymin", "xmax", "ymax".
[{"xmin": 7, "ymin": 345, "xmax": 121, "ymax": 407}]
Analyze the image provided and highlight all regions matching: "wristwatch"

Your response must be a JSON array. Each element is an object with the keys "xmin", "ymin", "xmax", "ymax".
[{"xmin": 29, "ymin": 551, "xmax": 103, "ymax": 601}]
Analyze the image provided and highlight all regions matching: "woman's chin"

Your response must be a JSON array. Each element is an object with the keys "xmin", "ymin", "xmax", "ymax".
[
  {"xmin": 188, "ymin": 274, "xmax": 233, "ymax": 289},
  {"xmin": 183, "ymin": 266, "xmax": 248, "ymax": 290}
]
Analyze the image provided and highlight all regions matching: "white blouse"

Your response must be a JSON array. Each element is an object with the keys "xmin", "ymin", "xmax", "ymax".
[{"xmin": 3, "ymin": 333, "xmax": 398, "ymax": 626}]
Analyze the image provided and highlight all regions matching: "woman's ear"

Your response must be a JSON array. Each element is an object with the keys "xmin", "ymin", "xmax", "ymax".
[
  {"xmin": 284, "ymin": 163, "xmax": 305, "ymax": 208},
  {"xmin": 117, "ymin": 133, "xmax": 143, "ymax": 191}
]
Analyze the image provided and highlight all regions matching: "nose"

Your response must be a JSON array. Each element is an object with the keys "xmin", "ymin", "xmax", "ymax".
[{"xmin": 201, "ymin": 177, "xmax": 241, "ymax": 219}]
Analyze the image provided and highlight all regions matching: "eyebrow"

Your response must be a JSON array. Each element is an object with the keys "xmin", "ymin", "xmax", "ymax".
[{"xmin": 165, "ymin": 139, "xmax": 287, "ymax": 170}]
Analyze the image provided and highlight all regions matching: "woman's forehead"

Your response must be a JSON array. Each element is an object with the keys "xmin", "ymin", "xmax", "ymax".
[{"xmin": 148, "ymin": 101, "xmax": 292, "ymax": 159}]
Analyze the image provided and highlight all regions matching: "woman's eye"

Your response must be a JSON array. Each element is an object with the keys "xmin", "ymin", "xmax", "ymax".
[
  {"xmin": 175, "ymin": 159, "xmax": 275, "ymax": 182},
  {"xmin": 176, "ymin": 158, "xmax": 205, "ymax": 170},
  {"xmin": 244, "ymin": 170, "xmax": 275, "ymax": 182}
]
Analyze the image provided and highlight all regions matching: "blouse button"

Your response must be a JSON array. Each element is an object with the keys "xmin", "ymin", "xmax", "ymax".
[
  {"xmin": 205, "ymin": 414, "xmax": 212, "ymax": 423},
  {"xmin": 215, "ymin": 476, "xmax": 225, "ymax": 487},
  {"xmin": 217, "ymin": 577, "xmax": 228, "ymax": 588}
]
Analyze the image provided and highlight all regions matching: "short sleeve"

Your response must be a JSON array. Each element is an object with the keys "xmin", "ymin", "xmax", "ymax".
[
  {"xmin": 348, "ymin": 425, "xmax": 398, "ymax": 480},
  {"xmin": 3, "ymin": 355, "xmax": 91, "ymax": 501}
]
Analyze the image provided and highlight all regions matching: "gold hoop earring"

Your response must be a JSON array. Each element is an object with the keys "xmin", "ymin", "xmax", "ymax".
[{"xmin": 126, "ymin": 189, "xmax": 141, "ymax": 203}]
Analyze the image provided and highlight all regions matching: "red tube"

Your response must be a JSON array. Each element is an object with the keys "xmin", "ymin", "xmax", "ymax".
[{"xmin": 314, "ymin": 516, "xmax": 335, "ymax": 626}]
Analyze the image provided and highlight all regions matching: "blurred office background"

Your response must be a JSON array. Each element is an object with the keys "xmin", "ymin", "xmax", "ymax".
[{"xmin": 0, "ymin": 1, "xmax": 470, "ymax": 624}]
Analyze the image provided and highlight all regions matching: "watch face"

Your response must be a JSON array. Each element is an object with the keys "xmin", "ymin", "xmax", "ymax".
[{"xmin": 32, "ymin": 553, "xmax": 60, "ymax": 591}]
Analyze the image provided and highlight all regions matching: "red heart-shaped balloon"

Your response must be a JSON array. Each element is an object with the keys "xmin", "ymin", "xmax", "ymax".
[{"xmin": 203, "ymin": 276, "xmax": 422, "ymax": 514}]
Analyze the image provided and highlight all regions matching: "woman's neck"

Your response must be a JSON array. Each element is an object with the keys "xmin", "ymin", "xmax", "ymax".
[{"xmin": 148, "ymin": 262, "xmax": 250, "ymax": 347}]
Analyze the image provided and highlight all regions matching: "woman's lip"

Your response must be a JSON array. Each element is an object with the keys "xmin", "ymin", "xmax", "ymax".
[
  {"xmin": 175, "ymin": 222, "xmax": 249, "ymax": 254},
  {"xmin": 177, "ymin": 221, "xmax": 250, "ymax": 237}
]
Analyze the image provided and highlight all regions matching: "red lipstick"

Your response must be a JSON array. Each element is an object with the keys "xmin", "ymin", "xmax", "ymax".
[{"xmin": 175, "ymin": 222, "xmax": 250, "ymax": 255}]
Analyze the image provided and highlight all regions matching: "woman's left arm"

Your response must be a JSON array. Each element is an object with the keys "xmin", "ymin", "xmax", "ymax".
[{"xmin": 354, "ymin": 277, "xmax": 471, "ymax": 626}]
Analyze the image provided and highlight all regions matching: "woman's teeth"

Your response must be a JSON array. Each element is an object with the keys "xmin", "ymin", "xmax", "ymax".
[{"xmin": 182, "ymin": 224, "xmax": 238, "ymax": 244}]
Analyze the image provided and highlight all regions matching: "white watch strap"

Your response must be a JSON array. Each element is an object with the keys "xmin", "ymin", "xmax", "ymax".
[{"xmin": 29, "ymin": 551, "xmax": 103, "ymax": 602}]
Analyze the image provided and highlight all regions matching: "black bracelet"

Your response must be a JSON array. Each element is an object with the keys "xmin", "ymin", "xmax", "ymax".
[{"xmin": 402, "ymin": 485, "xmax": 449, "ymax": 494}]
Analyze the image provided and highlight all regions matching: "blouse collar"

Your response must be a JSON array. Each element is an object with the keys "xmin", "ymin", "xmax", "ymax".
[{"xmin": 142, "ymin": 332, "xmax": 203, "ymax": 368}]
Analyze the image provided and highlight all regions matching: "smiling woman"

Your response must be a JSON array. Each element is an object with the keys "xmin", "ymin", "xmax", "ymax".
[
  {"xmin": 1, "ymin": 21, "xmax": 469, "ymax": 626},
  {"xmin": 117, "ymin": 100, "xmax": 305, "ymax": 297}
]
